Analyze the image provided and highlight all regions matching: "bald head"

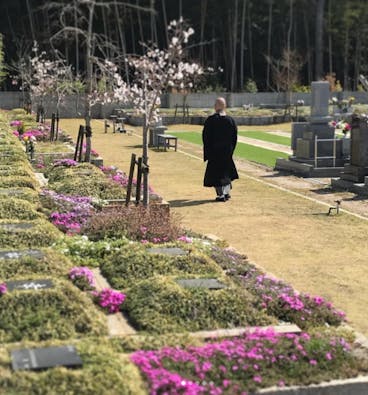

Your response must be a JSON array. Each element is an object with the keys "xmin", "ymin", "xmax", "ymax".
[{"xmin": 215, "ymin": 97, "xmax": 226, "ymax": 113}]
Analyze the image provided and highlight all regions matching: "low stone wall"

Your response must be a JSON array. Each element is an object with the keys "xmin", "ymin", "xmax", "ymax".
[
  {"xmin": 127, "ymin": 114, "xmax": 289, "ymax": 127},
  {"xmin": 2, "ymin": 91, "xmax": 368, "ymax": 118}
]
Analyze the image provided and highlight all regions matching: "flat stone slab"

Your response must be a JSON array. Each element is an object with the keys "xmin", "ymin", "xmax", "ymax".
[
  {"xmin": 0, "ymin": 250, "xmax": 44, "ymax": 260},
  {"xmin": 11, "ymin": 345, "xmax": 82, "ymax": 371},
  {"xmin": 176, "ymin": 278, "xmax": 227, "ymax": 290},
  {"xmin": 6, "ymin": 279, "xmax": 54, "ymax": 291},
  {"xmin": 147, "ymin": 247, "xmax": 188, "ymax": 256},
  {"xmin": 0, "ymin": 223, "xmax": 35, "ymax": 231},
  {"xmin": 190, "ymin": 324, "xmax": 302, "ymax": 339}
]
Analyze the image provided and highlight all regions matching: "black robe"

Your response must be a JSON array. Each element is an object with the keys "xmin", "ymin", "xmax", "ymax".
[{"xmin": 202, "ymin": 113, "xmax": 239, "ymax": 187}]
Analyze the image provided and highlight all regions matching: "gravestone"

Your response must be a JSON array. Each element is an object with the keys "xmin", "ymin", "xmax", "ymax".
[
  {"xmin": 276, "ymin": 81, "xmax": 345, "ymax": 177},
  {"xmin": 6, "ymin": 279, "xmax": 54, "ymax": 291},
  {"xmin": 332, "ymin": 115, "xmax": 368, "ymax": 193},
  {"xmin": 11, "ymin": 345, "xmax": 82, "ymax": 371},
  {"xmin": 147, "ymin": 247, "xmax": 188, "ymax": 256},
  {"xmin": 0, "ymin": 250, "xmax": 44, "ymax": 260},
  {"xmin": 176, "ymin": 278, "xmax": 227, "ymax": 290},
  {"xmin": 0, "ymin": 223, "xmax": 35, "ymax": 232}
]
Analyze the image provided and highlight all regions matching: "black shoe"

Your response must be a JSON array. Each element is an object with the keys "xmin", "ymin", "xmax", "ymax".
[
  {"xmin": 225, "ymin": 194, "xmax": 231, "ymax": 200},
  {"xmin": 215, "ymin": 196, "xmax": 226, "ymax": 202}
]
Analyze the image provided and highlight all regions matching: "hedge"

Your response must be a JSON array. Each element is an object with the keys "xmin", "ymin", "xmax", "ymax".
[{"xmin": 0, "ymin": 198, "xmax": 43, "ymax": 221}]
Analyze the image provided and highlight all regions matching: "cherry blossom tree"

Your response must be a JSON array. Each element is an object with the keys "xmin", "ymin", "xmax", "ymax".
[{"xmin": 113, "ymin": 19, "xmax": 204, "ymax": 206}]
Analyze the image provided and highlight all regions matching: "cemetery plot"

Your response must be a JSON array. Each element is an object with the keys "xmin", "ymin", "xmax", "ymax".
[
  {"xmin": 122, "ymin": 276, "xmax": 274, "ymax": 333},
  {"xmin": 0, "ymin": 280, "xmax": 107, "ymax": 342},
  {"xmin": 176, "ymin": 278, "xmax": 227, "ymax": 290}
]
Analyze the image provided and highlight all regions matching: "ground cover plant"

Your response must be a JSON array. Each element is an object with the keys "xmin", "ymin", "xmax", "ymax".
[
  {"xmin": 0, "ymin": 279, "xmax": 107, "ymax": 342},
  {"xmin": 100, "ymin": 243, "xmax": 224, "ymax": 289},
  {"xmin": 122, "ymin": 276, "xmax": 275, "ymax": 333},
  {"xmin": 0, "ymin": 339, "xmax": 147, "ymax": 395},
  {"xmin": 0, "ymin": 197, "xmax": 43, "ymax": 221},
  {"xmin": 131, "ymin": 327, "xmax": 368, "ymax": 394}
]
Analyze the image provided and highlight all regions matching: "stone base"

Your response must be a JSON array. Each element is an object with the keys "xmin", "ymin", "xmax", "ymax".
[
  {"xmin": 91, "ymin": 157, "xmax": 104, "ymax": 167},
  {"xmin": 275, "ymin": 158, "xmax": 344, "ymax": 177},
  {"xmin": 331, "ymin": 178, "xmax": 368, "ymax": 196}
]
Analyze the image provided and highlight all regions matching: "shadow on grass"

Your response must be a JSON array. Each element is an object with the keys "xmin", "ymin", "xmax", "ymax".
[{"xmin": 169, "ymin": 199, "xmax": 215, "ymax": 207}]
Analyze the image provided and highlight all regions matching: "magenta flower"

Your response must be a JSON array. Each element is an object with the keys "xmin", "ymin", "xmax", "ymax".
[
  {"xmin": 69, "ymin": 266, "xmax": 95, "ymax": 290},
  {"xmin": 92, "ymin": 288, "xmax": 126, "ymax": 313},
  {"xmin": 0, "ymin": 283, "xmax": 7, "ymax": 295}
]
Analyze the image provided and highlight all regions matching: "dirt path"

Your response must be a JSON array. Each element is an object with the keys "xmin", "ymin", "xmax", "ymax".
[{"xmin": 61, "ymin": 119, "xmax": 368, "ymax": 336}]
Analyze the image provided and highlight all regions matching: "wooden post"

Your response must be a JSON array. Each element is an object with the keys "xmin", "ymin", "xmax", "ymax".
[
  {"xmin": 135, "ymin": 157, "xmax": 143, "ymax": 205},
  {"xmin": 55, "ymin": 111, "xmax": 60, "ymax": 141},
  {"xmin": 50, "ymin": 113, "xmax": 56, "ymax": 141},
  {"xmin": 74, "ymin": 125, "xmax": 85, "ymax": 162},
  {"xmin": 125, "ymin": 153, "xmax": 136, "ymax": 206}
]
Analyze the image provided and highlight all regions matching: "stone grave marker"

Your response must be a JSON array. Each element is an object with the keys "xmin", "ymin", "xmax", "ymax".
[
  {"xmin": 147, "ymin": 247, "xmax": 188, "ymax": 256},
  {"xmin": 6, "ymin": 279, "xmax": 54, "ymax": 292},
  {"xmin": 0, "ymin": 223, "xmax": 35, "ymax": 232},
  {"xmin": 176, "ymin": 278, "xmax": 227, "ymax": 290},
  {"xmin": 0, "ymin": 250, "xmax": 44, "ymax": 260},
  {"xmin": 11, "ymin": 345, "xmax": 83, "ymax": 371}
]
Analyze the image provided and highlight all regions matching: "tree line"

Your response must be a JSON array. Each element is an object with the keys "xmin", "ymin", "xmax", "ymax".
[{"xmin": 0, "ymin": 0, "xmax": 367, "ymax": 92}]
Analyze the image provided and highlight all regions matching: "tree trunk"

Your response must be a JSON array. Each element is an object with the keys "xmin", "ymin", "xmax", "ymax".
[
  {"xmin": 247, "ymin": 3, "xmax": 254, "ymax": 78},
  {"xmin": 303, "ymin": 7, "xmax": 312, "ymax": 85},
  {"xmin": 287, "ymin": 0, "xmax": 293, "ymax": 102},
  {"xmin": 161, "ymin": 0, "xmax": 169, "ymax": 47},
  {"xmin": 85, "ymin": 3, "xmax": 95, "ymax": 163},
  {"xmin": 266, "ymin": 0, "xmax": 273, "ymax": 89},
  {"xmin": 74, "ymin": 0, "xmax": 79, "ymax": 74},
  {"xmin": 230, "ymin": 0, "xmax": 238, "ymax": 91},
  {"xmin": 327, "ymin": 0, "xmax": 333, "ymax": 74},
  {"xmin": 199, "ymin": 0, "xmax": 208, "ymax": 64},
  {"xmin": 114, "ymin": 1, "xmax": 130, "ymax": 82},
  {"xmin": 25, "ymin": 0, "xmax": 36, "ymax": 43},
  {"xmin": 240, "ymin": 0, "xmax": 247, "ymax": 90},
  {"xmin": 343, "ymin": 29, "xmax": 350, "ymax": 90},
  {"xmin": 315, "ymin": 0, "xmax": 326, "ymax": 80}
]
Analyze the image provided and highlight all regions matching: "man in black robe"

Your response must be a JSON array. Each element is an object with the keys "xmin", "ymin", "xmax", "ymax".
[{"xmin": 202, "ymin": 97, "xmax": 239, "ymax": 202}]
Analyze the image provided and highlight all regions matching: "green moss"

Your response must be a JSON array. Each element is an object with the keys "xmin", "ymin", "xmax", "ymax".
[
  {"xmin": 0, "ymin": 339, "xmax": 147, "ymax": 395},
  {"xmin": 0, "ymin": 198, "xmax": 43, "ymax": 221},
  {"xmin": 101, "ymin": 244, "xmax": 224, "ymax": 289},
  {"xmin": 0, "ymin": 249, "xmax": 72, "ymax": 278},
  {"xmin": 0, "ymin": 279, "xmax": 107, "ymax": 343},
  {"xmin": 123, "ymin": 276, "xmax": 274, "ymax": 333},
  {"xmin": 0, "ymin": 219, "xmax": 60, "ymax": 249}
]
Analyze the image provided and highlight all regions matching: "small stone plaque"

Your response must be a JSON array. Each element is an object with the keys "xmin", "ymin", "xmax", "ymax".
[
  {"xmin": 176, "ymin": 278, "xmax": 227, "ymax": 290},
  {"xmin": 147, "ymin": 247, "xmax": 188, "ymax": 256},
  {"xmin": 6, "ymin": 279, "xmax": 54, "ymax": 292},
  {"xmin": 0, "ymin": 250, "xmax": 44, "ymax": 260},
  {"xmin": 0, "ymin": 223, "xmax": 35, "ymax": 231},
  {"xmin": 11, "ymin": 345, "xmax": 83, "ymax": 371}
]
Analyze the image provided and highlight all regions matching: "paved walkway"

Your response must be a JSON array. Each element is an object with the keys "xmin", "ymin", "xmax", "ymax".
[
  {"xmin": 61, "ymin": 119, "xmax": 368, "ymax": 336},
  {"xmin": 237, "ymin": 135, "xmax": 292, "ymax": 154}
]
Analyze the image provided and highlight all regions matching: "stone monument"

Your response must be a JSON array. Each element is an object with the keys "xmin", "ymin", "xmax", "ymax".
[
  {"xmin": 331, "ymin": 115, "xmax": 368, "ymax": 195},
  {"xmin": 275, "ymin": 81, "xmax": 346, "ymax": 177}
]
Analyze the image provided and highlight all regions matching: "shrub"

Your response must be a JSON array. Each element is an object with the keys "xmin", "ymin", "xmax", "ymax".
[
  {"xmin": 0, "ymin": 187, "xmax": 40, "ymax": 204},
  {"xmin": 0, "ymin": 279, "xmax": 107, "ymax": 342},
  {"xmin": 100, "ymin": 244, "xmax": 223, "ymax": 289},
  {"xmin": 0, "ymin": 219, "xmax": 61, "ymax": 249},
  {"xmin": 0, "ymin": 197, "xmax": 43, "ymax": 221},
  {"xmin": 83, "ymin": 207, "xmax": 182, "ymax": 242},
  {"xmin": 45, "ymin": 162, "xmax": 103, "ymax": 183},
  {"xmin": 93, "ymin": 288, "xmax": 126, "ymax": 313},
  {"xmin": 69, "ymin": 266, "xmax": 95, "ymax": 290},
  {"xmin": 123, "ymin": 276, "xmax": 274, "ymax": 333}
]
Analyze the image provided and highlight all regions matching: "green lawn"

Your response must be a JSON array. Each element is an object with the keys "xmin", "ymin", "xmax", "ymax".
[
  {"xmin": 238, "ymin": 130, "xmax": 291, "ymax": 146},
  {"xmin": 170, "ymin": 131, "xmax": 289, "ymax": 167}
]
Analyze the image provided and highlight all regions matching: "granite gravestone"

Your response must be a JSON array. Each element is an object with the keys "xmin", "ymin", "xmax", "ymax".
[
  {"xmin": 176, "ymin": 278, "xmax": 227, "ymax": 290},
  {"xmin": 276, "ymin": 81, "xmax": 345, "ymax": 177},
  {"xmin": 147, "ymin": 247, "xmax": 188, "ymax": 256},
  {"xmin": 0, "ymin": 250, "xmax": 44, "ymax": 260},
  {"xmin": 6, "ymin": 279, "xmax": 54, "ymax": 292},
  {"xmin": 11, "ymin": 345, "xmax": 83, "ymax": 371}
]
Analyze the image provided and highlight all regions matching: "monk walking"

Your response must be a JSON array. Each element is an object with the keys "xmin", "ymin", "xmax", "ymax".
[{"xmin": 202, "ymin": 97, "xmax": 239, "ymax": 202}]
